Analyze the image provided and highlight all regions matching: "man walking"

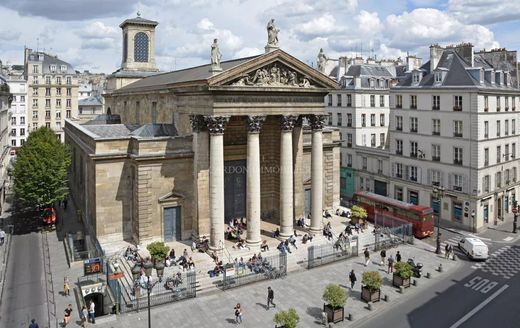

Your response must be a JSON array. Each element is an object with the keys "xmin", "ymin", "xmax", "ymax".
[
  {"xmin": 396, "ymin": 251, "xmax": 401, "ymax": 262},
  {"xmin": 349, "ymin": 270, "xmax": 357, "ymax": 289},
  {"xmin": 267, "ymin": 286, "xmax": 276, "ymax": 310},
  {"xmin": 380, "ymin": 249, "xmax": 386, "ymax": 266},
  {"xmin": 0, "ymin": 229, "xmax": 5, "ymax": 246},
  {"xmin": 387, "ymin": 255, "xmax": 394, "ymax": 273},
  {"xmin": 88, "ymin": 300, "xmax": 96, "ymax": 324},
  {"xmin": 445, "ymin": 243, "xmax": 450, "ymax": 259},
  {"xmin": 364, "ymin": 248, "xmax": 370, "ymax": 266}
]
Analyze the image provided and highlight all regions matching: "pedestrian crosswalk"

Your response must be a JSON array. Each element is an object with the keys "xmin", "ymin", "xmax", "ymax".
[{"xmin": 470, "ymin": 245, "xmax": 520, "ymax": 280}]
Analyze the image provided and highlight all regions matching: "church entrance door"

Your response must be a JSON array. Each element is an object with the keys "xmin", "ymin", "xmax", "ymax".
[{"xmin": 224, "ymin": 160, "xmax": 247, "ymax": 223}]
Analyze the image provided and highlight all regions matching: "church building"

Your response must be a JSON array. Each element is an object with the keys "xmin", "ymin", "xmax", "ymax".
[{"xmin": 65, "ymin": 15, "xmax": 341, "ymax": 250}]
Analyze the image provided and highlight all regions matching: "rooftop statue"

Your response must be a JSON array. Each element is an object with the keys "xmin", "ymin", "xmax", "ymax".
[
  {"xmin": 210, "ymin": 38, "xmax": 222, "ymax": 68},
  {"xmin": 267, "ymin": 19, "xmax": 279, "ymax": 47}
]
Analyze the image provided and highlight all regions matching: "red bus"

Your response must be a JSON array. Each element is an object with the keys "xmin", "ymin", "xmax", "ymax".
[{"xmin": 353, "ymin": 191, "xmax": 434, "ymax": 238}]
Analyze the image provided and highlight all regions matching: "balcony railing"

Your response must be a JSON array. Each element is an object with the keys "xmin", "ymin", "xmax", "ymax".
[
  {"xmin": 410, "ymin": 128, "xmax": 418, "ymax": 133},
  {"xmin": 396, "ymin": 126, "xmax": 402, "ymax": 131},
  {"xmin": 433, "ymin": 131, "xmax": 440, "ymax": 136},
  {"xmin": 432, "ymin": 156, "xmax": 440, "ymax": 162},
  {"xmin": 396, "ymin": 104, "xmax": 402, "ymax": 109},
  {"xmin": 410, "ymin": 152, "xmax": 418, "ymax": 158},
  {"xmin": 453, "ymin": 186, "xmax": 463, "ymax": 192},
  {"xmin": 453, "ymin": 132, "xmax": 463, "ymax": 137},
  {"xmin": 410, "ymin": 105, "xmax": 417, "ymax": 109},
  {"xmin": 453, "ymin": 159, "xmax": 463, "ymax": 166},
  {"xmin": 453, "ymin": 106, "xmax": 462, "ymax": 111},
  {"xmin": 396, "ymin": 150, "xmax": 403, "ymax": 155},
  {"xmin": 484, "ymin": 107, "xmax": 488, "ymax": 112},
  {"xmin": 432, "ymin": 106, "xmax": 440, "ymax": 110}
]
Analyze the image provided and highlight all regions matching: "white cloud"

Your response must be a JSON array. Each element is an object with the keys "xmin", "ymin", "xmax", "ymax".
[
  {"xmin": 0, "ymin": 30, "xmax": 21, "ymax": 41},
  {"xmin": 234, "ymin": 47, "xmax": 262, "ymax": 58},
  {"xmin": 81, "ymin": 21, "xmax": 118, "ymax": 39},
  {"xmin": 197, "ymin": 18, "xmax": 214, "ymax": 31},
  {"xmin": 356, "ymin": 11, "xmax": 382, "ymax": 37},
  {"xmin": 82, "ymin": 38, "xmax": 116, "ymax": 50},
  {"xmin": 295, "ymin": 13, "xmax": 344, "ymax": 40},
  {"xmin": 448, "ymin": 0, "xmax": 520, "ymax": 24}
]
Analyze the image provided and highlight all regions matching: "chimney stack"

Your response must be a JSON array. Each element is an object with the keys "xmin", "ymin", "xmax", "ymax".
[{"xmin": 430, "ymin": 44, "xmax": 444, "ymax": 72}]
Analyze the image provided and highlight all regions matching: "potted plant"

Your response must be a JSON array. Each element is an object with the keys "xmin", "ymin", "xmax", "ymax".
[
  {"xmin": 393, "ymin": 261, "xmax": 413, "ymax": 288},
  {"xmin": 361, "ymin": 271, "xmax": 383, "ymax": 303},
  {"xmin": 274, "ymin": 308, "xmax": 299, "ymax": 328},
  {"xmin": 146, "ymin": 241, "xmax": 170, "ymax": 266},
  {"xmin": 322, "ymin": 284, "xmax": 347, "ymax": 323},
  {"xmin": 350, "ymin": 205, "xmax": 367, "ymax": 224}
]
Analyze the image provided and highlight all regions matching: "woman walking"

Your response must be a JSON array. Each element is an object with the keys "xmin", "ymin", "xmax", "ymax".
[
  {"xmin": 63, "ymin": 276, "xmax": 70, "ymax": 297},
  {"xmin": 81, "ymin": 305, "xmax": 88, "ymax": 327},
  {"xmin": 234, "ymin": 303, "xmax": 243, "ymax": 324}
]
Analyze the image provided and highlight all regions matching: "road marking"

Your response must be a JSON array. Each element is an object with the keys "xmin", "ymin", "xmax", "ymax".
[
  {"xmin": 463, "ymin": 276, "xmax": 499, "ymax": 294},
  {"xmin": 503, "ymin": 236, "xmax": 514, "ymax": 241},
  {"xmin": 449, "ymin": 284, "xmax": 509, "ymax": 328}
]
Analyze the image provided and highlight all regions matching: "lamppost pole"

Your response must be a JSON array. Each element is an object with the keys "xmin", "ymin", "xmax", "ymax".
[
  {"xmin": 147, "ymin": 276, "xmax": 152, "ymax": 328},
  {"xmin": 433, "ymin": 186, "xmax": 445, "ymax": 255},
  {"xmin": 513, "ymin": 201, "xmax": 518, "ymax": 233}
]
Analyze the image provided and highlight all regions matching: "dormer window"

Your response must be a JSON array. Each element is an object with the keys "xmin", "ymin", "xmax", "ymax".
[
  {"xmin": 50, "ymin": 65, "xmax": 56, "ymax": 73},
  {"xmin": 38, "ymin": 54, "xmax": 44, "ymax": 61},
  {"xmin": 370, "ymin": 79, "xmax": 375, "ymax": 88},
  {"xmin": 434, "ymin": 72, "xmax": 442, "ymax": 83},
  {"xmin": 412, "ymin": 71, "xmax": 422, "ymax": 85}
]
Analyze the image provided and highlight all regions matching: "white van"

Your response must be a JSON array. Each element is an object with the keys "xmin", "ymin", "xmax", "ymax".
[{"xmin": 458, "ymin": 237, "xmax": 489, "ymax": 260}]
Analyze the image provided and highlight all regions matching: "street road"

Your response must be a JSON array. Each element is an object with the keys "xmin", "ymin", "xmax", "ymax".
[
  {"xmin": 357, "ymin": 231, "xmax": 520, "ymax": 328},
  {"xmin": 0, "ymin": 221, "xmax": 48, "ymax": 327}
]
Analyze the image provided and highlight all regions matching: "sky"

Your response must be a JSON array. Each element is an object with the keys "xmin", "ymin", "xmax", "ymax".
[{"xmin": 1, "ymin": 0, "xmax": 520, "ymax": 73}]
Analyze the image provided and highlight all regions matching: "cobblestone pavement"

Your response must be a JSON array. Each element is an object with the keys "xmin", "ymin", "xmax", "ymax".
[{"xmin": 91, "ymin": 241, "xmax": 461, "ymax": 328}]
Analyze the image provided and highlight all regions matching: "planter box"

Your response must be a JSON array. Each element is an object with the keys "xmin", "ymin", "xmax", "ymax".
[
  {"xmin": 323, "ymin": 303, "xmax": 344, "ymax": 323},
  {"xmin": 392, "ymin": 274, "xmax": 411, "ymax": 288},
  {"xmin": 361, "ymin": 286, "xmax": 380, "ymax": 303}
]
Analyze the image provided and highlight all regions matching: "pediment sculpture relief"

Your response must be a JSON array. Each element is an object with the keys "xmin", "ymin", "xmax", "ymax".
[{"xmin": 231, "ymin": 62, "xmax": 312, "ymax": 88}]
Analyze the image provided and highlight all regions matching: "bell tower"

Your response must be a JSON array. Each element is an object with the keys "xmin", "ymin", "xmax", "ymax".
[{"xmin": 119, "ymin": 12, "xmax": 159, "ymax": 72}]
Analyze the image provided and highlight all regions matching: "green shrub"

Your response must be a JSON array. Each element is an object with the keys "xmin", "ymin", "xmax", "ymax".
[
  {"xmin": 362, "ymin": 271, "xmax": 383, "ymax": 292},
  {"xmin": 274, "ymin": 308, "xmax": 299, "ymax": 328},
  {"xmin": 146, "ymin": 241, "xmax": 170, "ymax": 261},
  {"xmin": 394, "ymin": 261, "xmax": 413, "ymax": 279},
  {"xmin": 322, "ymin": 284, "xmax": 348, "ymax": 309},
  {"xmin": 351, "ymin": 205, "xmax": 367, "ymax": 222}
]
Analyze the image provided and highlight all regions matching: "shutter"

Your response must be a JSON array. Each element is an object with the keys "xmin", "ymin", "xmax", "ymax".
[
  {"xmin": 427, "ymin": 169, "xmax": 432, "ymax": 185},
  {"xmin": 417, "ymin": 166, "xmax": 422, "ymax": 183},
  {"xmin": 463, "ymin": 175, "xmax": 468, "ymax": 193},
  {"xmin": 440, "ymin": 171, "xmax": 445, "ymax": 187},
  {"xmin": 405, "ymin": 166, "xmax": 410, "ymax": 180},
  {"xmin": 448, "ymin": 173, "xmax": 453, "ymax": 189},
  {"xmin": 391, "ymin": 163, "xmax": 395, "ymax": 177}
]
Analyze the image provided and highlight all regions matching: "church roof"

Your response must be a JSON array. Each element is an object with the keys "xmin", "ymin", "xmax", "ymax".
[
  {"xmin": 114, "ymin": 55, "xmax": 260, "ymax": 93},
  {"xmin": 120, "ymin": 16, "xmax": 158, "ymax": 28}
]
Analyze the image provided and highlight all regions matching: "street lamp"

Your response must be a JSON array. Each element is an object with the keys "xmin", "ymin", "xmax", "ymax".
[
  {"xmin": 141, "ymin": 258, "xmax": 159, "ymax": 328},
  {"xmin": 433, "ymin": 186, "xmax": 445, "ymax": 254},
  {"xmin": 471, "ymin": 210, "xmax": 476, "ymax": 233},
  {"xmin": 513, "ymin": 200, "xmax": 518, "ymax": 233}
]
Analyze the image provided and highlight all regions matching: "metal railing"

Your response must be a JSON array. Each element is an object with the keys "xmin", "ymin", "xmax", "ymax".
[
  {"xmin": 308, "ymin": 236, "xmax": 358, "ymax": 269},
  {"xmin": 221, "ymin": 253, "xmax": 287, "ymax": 290}
]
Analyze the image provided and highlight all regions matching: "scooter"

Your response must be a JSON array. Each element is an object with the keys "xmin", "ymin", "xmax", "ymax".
[{"xmin": 407, "ymin": 258, "xmax": 423, "ymax": 278}]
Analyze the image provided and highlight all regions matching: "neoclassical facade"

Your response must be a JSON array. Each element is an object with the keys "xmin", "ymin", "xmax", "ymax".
[{"xmin": 66, "ymin": 41, "xmax": 341, "ymax": 248}]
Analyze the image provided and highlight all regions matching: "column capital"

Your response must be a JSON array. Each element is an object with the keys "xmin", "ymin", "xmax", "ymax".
[
  {"xmin": 280, "ymin": 115, "xmax": 298, "ymax": 131},
  {"xmin": 205, "ymin": 116, "xmax": 230, "ymax": 135},
  {"xmin": 247, "ymin": 115, "xmax": 266, "ymax": 134},
  {"xmin": 309, "ymin": 114, "xmax": 327, "ymax": 131},
  {"xmin": 190, "ymin": 114, "xmax": 206, "ymax": 132}
]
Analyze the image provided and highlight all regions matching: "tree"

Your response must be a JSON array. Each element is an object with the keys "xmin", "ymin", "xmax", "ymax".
[
  {"xmin": 351, "ymin": 205, "xmax": 367, "ymax": 223},
  {"xmin": 274, "ymin": 308, "xmax": 299, "ymax": 328},
  {"xmin": 146, "ymin": 241, "xmax": 170, "ymax": 262},
  {"xmin": 323, "ymin": 283, "xmax": 348, "ymax": 309},
  {"xmin": 13, "ymin": 128, "xmax": 71, "ymax": 208}
]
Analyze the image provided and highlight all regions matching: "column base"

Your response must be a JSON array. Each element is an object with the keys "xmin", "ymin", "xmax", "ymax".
[
  {"xmin": 309, "ymin": 226, "xmax": 321, "ymax": 233},
  {"xmin": 246, "ymin": 239, "xmax": 261, "ymax": 248},
  {"xmin": 279, "ymin": 230, "xmax": 293, "ymax": 238}
]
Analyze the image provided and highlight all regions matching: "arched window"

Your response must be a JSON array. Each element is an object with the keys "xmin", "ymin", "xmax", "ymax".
[
  {"xmin": 134, "ymin": 32, "xmax": 149, "ymax": 62},
  {"xmin": 123, "ymin": 33, "xmax": 128, "ymax": 63}
]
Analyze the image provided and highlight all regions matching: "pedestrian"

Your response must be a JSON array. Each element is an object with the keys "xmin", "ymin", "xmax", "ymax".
[
  {"xmin": 349, "ymin": 269, "xmax": 357, "ymax": 289},
  {"xmin": 396, "ymin": 250, "xmax": 401, "ymax": 262},
  {"xmin": 0, "ymin": 229, "xmax": 5, "ymax": 246},
  {"xmin": 64, "ymin": 276, "xmax": 70, "ymax": 296},
  {"xmin": 29, "ymin": 319, "xmax": 39, "ymax": 328},
  {"xmin": 448, "ymin": 244, "xmax": 453, "ymax": 260},
  {"xmin": 445, "ymin": 243, "xmax": 450, "ymax": 259},
  {"xmin": 380, "ymin": 249, "xmax": 386, "ymax": 266},
  {"xmin": 81, "ymin": 305, "xmax": 88, "ymax": 327},
  {"xmin": 267, "ymin": 286, "xmax": 276, "ymax": 310},
  {"xmin": 364, "ymin": 248, "xmax": 370, "ymax": 266},
  {"xmin": 234, "ymin": 303, "xmax": 243, "ymax": 324},
  {"xmin": 62, "ymin": 303, "xmax": 73, "ymax": 327},
  {"xmin": 387, "ymin": 255, "xmax": 394, "ymax": 273},
  {"xmin": 88, "ymin": 300, "xmax": 95, "ymax": 324}
]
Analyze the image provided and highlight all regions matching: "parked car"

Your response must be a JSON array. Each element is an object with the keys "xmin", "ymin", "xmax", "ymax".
[
  {"xmin": 42, "ymin": 207, "xmax": 56, "ymax": 228},
  {"xmin": 458, "ymin": 237, "xmax": 488, "ymax": 260}
]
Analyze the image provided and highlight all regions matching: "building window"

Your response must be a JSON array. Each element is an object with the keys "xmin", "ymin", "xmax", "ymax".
[
  {"xmin": 56, "ymin": 99, "xmax": 61, "ymax": 108},
  {"xmin": 496, "ymin": 120, "xmax": 501, "ymax": 137},
  {"xmin": 11, "ymin": 140, "xmax": 16, "ymax": 147},
  {"xmin": 431, "ymin": 170, "xmax": 441, "ymax": 186},
  {"xmin": 20, "ymin": 116, "xmax": 25, "ymax": 124},
  {"xmin": 61, "ymin": 65, "xmax": 67, "ymax": 72},
  {"xmin": 454, "ymin": 147, "xmax": 463, "ymax": 165},
  {"xmin": 20, "ymin": 95, "xmax": 25, "ymax": 102},
  {"xmin": 505, "ymin": 120, "xmax": 509, "ymax": 136},
  {"xmin": 45, "ymin": 110, "xmax": 51, "ymax": 119},
  {"xmin": 434, "ymin": 72, "xmax": 442, "ymax": 83},
  {"xmin": 45, "ymin": 76, "xmax": 51, "ymax": 85},
  {"xmin": 396, "ymin": 116, "xmax": 403, "ymax": 131},
  {"xmin": 32, "ymin": 99, "xmax": 38, "ymax": 108},
  {"xmin": 454, "ymin": 120, "xmax": 463, "ymax": 137},
  {"xmin": 410, "ymin": 95, "xmax": 417, "ymax": 109},
  {"xmin": 410, "ymin": 141, "xmax": 418, "ymax": 157},
  {"xmin": 32, "ymin": 65, "xmax": 38, "ymax": 73},
  {"xmin": 396, "ymin": 95, "xmax": 402, "ymax": 108},
  {"xmin": 56, "ymin": 111, "xmax": 61, "ymax": 119},
  {"xmin": 380, "ymin": 114, "xmax": 385, "ymax": 126},
  {"xmin": 378, "ymin": 159, "xmax": 383, "ymax": 174},
  {"xmin": 347, "ymin": 134, "xmax": 352, "ymax": 148},
  {"xmin": 513, "ymin": 167, "xmax": 517, "ymax": 182},
  {"xmin": 45, "ymin": 99, "xmax": 51, "ymax": 108},
  {"xmin": 432, "ymin": 144, "xmax": 440, "ymax": 161},
  {"xmin": 409, "ymin": 166, "xmax": 418, "ymax": 182},
  {"xmin": 33, "ymin": 77, "xmax": 39, "ymax": 84},
  {"xmin": 45, "ymin": 88, "xmax": 51, "ymax": 96},
  {"xmin": 370, "ymin": 95, "xmax": 375, "ymax": 107},
  {"xmin": 483, "ymin": 175, "xmax": 490, "ymax": 193},
  {"xmin": 66, "ymin": 110, "xmax": 71, "ymax": 118},
  {"xmin": 56, "ymin": 88, "xmax": 61, "ymax": 96},
  {"xmin": 380, "ymin": 95, "xmax": 385, "ymax": 107},
  {"xmin": 395, "ymin": 186, "xmax": 403, "ymax": 201},
  {"xmin": 454, "ymin": 95, "xmax": 463, "ymax": 111},
  {"xmin": 371, "ymin": 134, "xmax": 376, "ymax": 147},
  {"xmin": 362, "ymin": 134, "xmax": 366, "ymax": 146},
  {"xmin": 32, "ymin": 122, "xmax": 38, "ymax": 129},
  {"xmin": 484, "ymin": 95, "xmax": 488, "ymax": 112},
  {"xmin": 432, "ymin": 95, "xmax": 440, "ymax": 110},
  {"xmin": 66, "ymin": 99, "xmax": 71, "ymax": 108},
  {"xmin": 50, "ymin": 65, "xmax": 56, "ymax": 73},
  {"xmin": 45, "ymin": 122, "xmax": 51, "ymax": 129},
  {"xmin": 395, "ymin": 163, "xmax": 403, "ymax": 178},
  {"xmin": 362, "ymin": 157, "xmax": 367, "ymax": 170},
  {"xmin": 410, "ymin": 117, "xmax": 418, "ymax": 133},
  {"xmin": 20, "ymin": 128, "xmax": 25, "ymax": 136},
  {"xmin": 347, "ymin": 154, "xmax": 352, "ymax": 167},
  {"xmin": 496, "ymin": 171, "xmax": 502, "ymax": 188},
  {"xmin": 327, "ymin": 94, "xmax": 332, "ymax": 106},
  {"xmin": 56, "ymin": 77, "xmax": 61, "ymax": 85},
  {"xmin": 134, "ymin": 32, "xmax": 149, "ymax": 62},
  {"xmin": 396, "ymin": 139, "xmax": 403, "ymax": 155},
  {"xmin": 10, "ymin": 129, "xmax": 16, "ymax": 137},
  {"xmin": 512, "ymin": 143, "xmax": 516, "ymax": 159},
  {"xmin": 379, "ymin": 133, "xmax": 385, "ymax": 147},
  {"xmin": 505, "ymin": 97, "xmax": 509, "ymax": 111},
  {"xmin": 347, "ymin": 114, "xmax": 352, "ymax": 127},
  {"xmin": 370, "ymin": 114, "xmax": 375, "ymax": 126},
  {"xmin": 337, "ymin": 94, "xmax": 342, "ymax": 107},
  {"xmin": 327, "ymin": 113, "xmax": 332, "ymax": 125},
  {"xmin": 432, "ymin": 119, "xmax": 440, "ymax": 135},
  {"xmin": 453, "ymin": 174, "xmax": 463, "ymax": 191},
  {"xmin": 512, "ymin": 119, "xmax": 516, "ymax": 134},
  {"xmin": 484, "ymin": 148, "xmax": 489, "ymax": 166},
  {"xmin": 497, "ymin": 96, "xmax": 501, "ymax": 111},
  {"xmin": 32, "ymin": 111, "xmax": 38, "ymax": 119},
  {"xmin": 337, "ymin": 113, "xmax": 342, "ymax": 126},
  {"xmin": 484, "ymin": 121, "xmax": 488, "ymax": 138},
  {"xmin": 32, "ymin": 88, "xmax": 38, "ymax": 96},
  {"xmin": 66, "ymin": 88, "xmax": 71, "ymax": 96},
  {"xmin": 66, "ymin": 76, "xmax": 72, "ymax": 85},
  {"xmin": 361, "ymin": 114, "xmax": 366, "ymax": 127},
  {"xmin": 11, "ymin": 117, "xmax": 16, "ymax": 125},
  {"xmin": 496, "ymin": 145, "xmax": 501, "ymax": 163},
  {"xmin": 347, "ymin": 94, "xmax": 352, "ymax": 106},
  {"xmin": 505, "ymin": 144, "xmax": 509, "ymax": 160}
]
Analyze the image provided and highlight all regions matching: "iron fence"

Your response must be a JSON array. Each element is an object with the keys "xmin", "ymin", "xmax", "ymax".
[
  {"xmin": 220, "ymin": 253, "xmax": 287, "ymax": 290},
  {"xmin": 307, "ymin": 236, "xmax": 358, "ymax": 269},
  {"xmin": 372, "ymin": 213, "xmax": 414, "ymax": 251}
]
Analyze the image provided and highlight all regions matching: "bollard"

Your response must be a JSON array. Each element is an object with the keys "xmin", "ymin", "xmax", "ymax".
[
  {"xmin": 438, "ymin": 264, "xmax": 443, "ymax": 272},
  {"xmin": 426, "ymin": 272, "xmax": 431, "ymax": 279},
  {"xmin": 412, "ymin": 279, "xmax": 418, "ymax": 286},
  {"xmin": 367, "ymin": 302, "xmax": 373, "ymax": 311},
  {"xmin": 383, "ymin": 294, "xmax": 389, "ymax": 302},
  {"xmin": 399, "ymin": 286, "xmax": 404, "ymax": 294},
  {"xmin": 347, "ymin": 313, "xmax": 353, "ymax": 321},
  {"xmin": 452, "ymin": 254, "xmax": 457, "ymax": 261}
]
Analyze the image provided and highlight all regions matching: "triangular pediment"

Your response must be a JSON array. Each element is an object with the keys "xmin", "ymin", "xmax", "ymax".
[
  {"xmin": 208, "ymin": 49, "xmax": 339, "ymax": 90},
  {"xmin": 158, "ymin": 190, "xmax": 185, "ymax": 203}
]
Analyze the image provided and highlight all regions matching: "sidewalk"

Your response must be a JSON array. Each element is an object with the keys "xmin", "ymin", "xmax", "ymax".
[
  {"xmin": 0, "ymin": 190, "xmax": 14, "ymax": 308},
  {"xmin": 93, "ymin": 240, "xmax": 461, "ymax": 328}
]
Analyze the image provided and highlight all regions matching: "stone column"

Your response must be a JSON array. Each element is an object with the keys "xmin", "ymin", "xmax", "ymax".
[
  {"xmin": 310, "ymin": 115, "xmax": 326, "ymax": 232},
  {"xmin": 280, "ymin": 115, "xmax": 298, "ymax": 237},
  {"xmin": 205, "ymin": 116, "xmax": 229, "ymax": 250},
  {"xmin": 190, "ymin": 115, "xmax": 210, "ymax": 239},
  {"xmin": 246, "ymin": 116, "xmax": 266, "ymax": 246}
]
